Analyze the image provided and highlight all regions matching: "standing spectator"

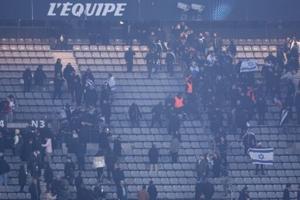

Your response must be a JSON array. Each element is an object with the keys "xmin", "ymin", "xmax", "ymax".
[
  {"xmin": 128, "ymin": 103, "xmax": 142, "ymax": 127},
  {"xmin": 101, "ymin": 100, "xmax": 111, "ymax": 126},
  {"xmin": 44, "ymin": 186, "xmax": 57, "ymax": 200},
  {"xmin": 147, "ymin": 180, "xmax": 158, "ymax": 200},
  {"xmin": 44, "ymin": 162, "xmax": 53, "ymax": 189},
  {"xmin": 63, "ymin": 63, "xmax": 76, "ymax": 92},
  {"xmin": 64, "ymin": 157, "xmax": 75, "ymax": 185},
  {"xmin": 255, "ymin": 142, "xmax": 265, "ymax": 175},
  {"xmin": 29, "ymin": 178, "xmax": 41, "ymax": 200},
  {"xmin": 151, "ymin": 102, "xmax": 163, "ymax": 127},
  {"xmin": 52, "ymin": 76, "xmax": 64, "ymax": 101},
  {"xmin": 145, "ymin": 50, "xmax": 155, "ymax": 78},
  {"xmin": 227, "ymin": 40, "xmax": 237, "ymax": 57},
  {"xmin": 105, "ymin": 149, "xmax": 116, "ymax": 181},
  {"xmin": 212, "ymin": 153, "xmax": 221, "ymax": 178},
  {"xmin": 283, "ymin": 183, "xmax": 291, "ymax": 200},
  {"xmin": 82, "ymin": 68, "xmax": 95, "ymax": 86},
  {"xmin": 165, "ymin": 49, "xmax": 176, "ymax": 76},
  {"xmin": 117, "ymin": 180, "xmax": 128, "ymax": 200},
  {"xmin": 75, "ymin": 172, "xmax": 83, "ymax": 195},
  {"xmin": 34, "ymin": 65, "xmax": 47, "ymax": 90},
  {"xmin": 195, "ymin": 155, "xmax": 209, "ymax": 181},
  {"xmin": 23, "ymin": 67, "xmax": 33, "ymax": 92},
  {"xmin": 7, "ymin": 95, "xmax": 16, "ymax": 122},
  {"xmin": 297, "ymin": 184, "xmax": 300, "ymax": 200},
  {"xmin": 148, "ymin": 144, "xmax": 159, "ymax": 172},
  {"xmin": 112, "ymin": 164, "xmax": 125, "ymax": 186},
  {"xmin": 137, "ymin": 184, "xmax": 149, "ymax": 200},
  {"xmin": 256, "ymin": 96, "xmax": 267, "ymax": 125},
  {"xmin": 94, "ymin": 149, "xmax": 105, "ymax": 183},
  {"xmin": 242, "ymin": 130, "xmax": 257, "ymax": 155},
  {"xmin": 238, "ymin": 186, "xmax": 250, "ymax": 200},
  {"xmin": 42, "ymin": 136, "xmax": 53, "ymax": 163},
  {"xmin": 167, "ymin": 112, "xmax": 181, "ymax": 135},
  {"xmin": 13, "ymin": 129, "xmax": 23, "ymax": 156},
  {"xmin": 74, "ymin": 75, "xmax": 83, "ymax": 106},
  {"xmin": 124, "ymin": 47, "xmax": 135, "ymax": 72},
  {"xmin": 107, "ymin": 73, "xmax": 116, "ymax": 94},
  {"xmin": 295, "ymin": 86, "xmax": 300, "ymax": 124},
  {"xmin": 18, "ymin": 165, "xmax": 27, "ymax": 192},
  {"xmin": 54, "ymin": 58, "xmax": 63, "ymax": 78},
  {"xmin": 113, "ymin": 136, "xmax": 122, "ymax": 158},
  {"xmin": 203, "ymin": 180, "xmax": 215, "ymax": 200},
  {"xmin": 173, "ymin": 93, "xmax": 185, "ymax": 114},
  {"xmin": 74, "ymin": 142, "xmax": 85, "ymax": 171},
  {"xmin": 170, "ymin": 135, "xmax": 180, "ymax": 163},
  {"xmin": 28, "ymin": 149, "xmax": 42, "ymax": 179}
]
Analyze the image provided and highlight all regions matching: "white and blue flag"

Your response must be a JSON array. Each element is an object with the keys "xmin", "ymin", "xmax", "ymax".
[{"xmin": 248, "ymin": 148, "xmax": 274, "ymax": 165}]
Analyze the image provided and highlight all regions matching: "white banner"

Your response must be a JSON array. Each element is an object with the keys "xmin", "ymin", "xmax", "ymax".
[{"xmin": 240, "ymin": 60, "xmax": 258, "ymax": 73}]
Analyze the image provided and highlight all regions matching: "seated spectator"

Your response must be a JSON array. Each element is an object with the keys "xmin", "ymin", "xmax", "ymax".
[
  {"xmin": 34, "ymin": 65, "xmax": 47, "ymax": 90},
  {"xmin": 148, "ymin": 144, "xmax": 159, "ymax": 172},
  {"xmin": 23, "ymin": 68, "xmax": 33, "ymax": 92},
  {"xmin": 128, "ymin": 103, "xmax": 142, "ymax": 127}
]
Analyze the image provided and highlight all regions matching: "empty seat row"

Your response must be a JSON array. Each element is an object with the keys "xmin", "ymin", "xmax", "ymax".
[
  {"xmin": 0, "ymin": 38, "xmax": 49, "ymax": 45},
  {"xmin": 73, "ymin": 44, "xmax": 148, "ymax": 52},
  {"xmin": 223, "ymin": 38, "xmax": 285, "ymax": 45},
  {"xmin": 0, "ymin": 58, "xmax": 54, "ymax": 65},
  {"xmin": 0, "ymin": 51, "xmax": 52, "ymax": 58},
  {"xmin": 236, "ymin": 45, "xmax": 277, "ymax": 52},
  {"xmin": 77, "ymin": 58, "xmax": 147, "ymax": 65},
  {"xmin": 0, "ymin": 44, "xmax": 50, "ymax": 51}
]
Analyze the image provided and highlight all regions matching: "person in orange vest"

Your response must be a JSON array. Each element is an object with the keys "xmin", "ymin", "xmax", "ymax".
[{"xmin": 173, "ymin": 93, "xmax": 185, "ymax": 113}]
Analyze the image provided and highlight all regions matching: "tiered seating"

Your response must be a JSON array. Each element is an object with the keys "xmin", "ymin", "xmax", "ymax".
[
  {"xmin": 73, "ymin": 44, "xmax": 167, "ymax": 72},
  {"xmin": 0, "ymin": 38, "xmax": 53, "ymax": 65},
  {"xmin": 0, "ymin": 39, "xmax": 299, "ymax": 200},
  {"xmin": 223, "ymin": 38, "xmax": 284, "ymax": 64}
]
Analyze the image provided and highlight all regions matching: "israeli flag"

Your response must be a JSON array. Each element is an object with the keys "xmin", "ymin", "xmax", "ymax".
[{"xmin": 248, "ymin": 148, "xmax": 274, "ymax": 165}]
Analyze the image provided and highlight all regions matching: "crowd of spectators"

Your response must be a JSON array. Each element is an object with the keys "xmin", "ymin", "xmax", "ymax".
[{"xmin": 0, "ymin": 21, "xmax": 300, "ymax": 199}]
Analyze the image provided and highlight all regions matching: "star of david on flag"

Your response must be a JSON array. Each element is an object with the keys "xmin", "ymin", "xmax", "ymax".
[{"xmin": 248, "ymin": 148, "xmax": 274, "ymax": 165}]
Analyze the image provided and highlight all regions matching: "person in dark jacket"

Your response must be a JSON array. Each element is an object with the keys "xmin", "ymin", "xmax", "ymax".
[
  {"xmin": 113, "ymin": 136, "xmax": 122, "ymax": 158},
  {"xmin": 295, "ymin": 90, "xmax": 300, "ymax": 125},
  {"xmin": 148, "ymin": 144, "xmax": 159, "ymax": 172},
  {"xmin": 0, "ymin": 154, "xmax": 9, "ymax": 186},
  {"xmin": 151, "ymin": 102, "xmax": 163, "ymax": 127},
  {"xmin": 64, "ymin": 157, "xmax": 75, "ymax": 185},
  {"xmin": 28, "ymin": 150, "xmax": 42, "ymax": 179},
  {"xmin": 195, "ymin": 155, "xmax": 209, "ymax": 181},
  {"xmin": 105, "ymin": 149, "xmax": 116, "ymax": 180},
  {"xmin": 29, "ymin": 178, "xmax": 41, "ymax": 200},
  {"xmin": 18, "ymin": 165, "xmax": 27, "ymax": 192},
  {"xmin": 53, "ymin": 76, "xmax": 64, "ymax": 100},
  {"xmin": 256, "ymin": 96, "xmax": 267, "ymax": 125},
  {"xmin": 124, "ymin": 47, "xmax": 135, "ymax": 72},
  {"xmin": 297, "ymin": 184, "xmax": 300, "ymax": 200},
  {"xmin": 203, "ymin": 180, "xmax": 215, "ymax": 200},
  {"xmin": 44, "ymin": 162, "xmax": 53, "ymax": 188},
  {"xmin": 242, "ymin": 130, "xmax": 256, "ymax": 155},
  {"xmin": 212, "ymin": 153, "xmax": 221, "ymax": 178},
  {"xmin": 117, "ymin": 180, "xmax": 128, "ymax": 200},
  {"xmin": 74, "ymin": 75, "xmax": 83, "ymax": 106},
  {"xmin": 75, "ymin": 172, "xmax": 83, "ymax": 193},
  {"xmin": 23, "ymin": 68, "xmax": 33, "ymax": 92},
  {"xmin": 283, "ymin": 183, "xmax": 291, "ymax": 200},
  {"xmin": 54, "ymin": 58, "xmax": 63, "ymax": 78},
  {"xmin": 165, "ymin": 49, "xmax": 176, "ymax": 76},
  {"xmin": 147, "ymin": 181, "xmax": 158, "ymax": 200},
  {"xmin": 113, "ymin": 164, "xmax": 125, "ymax": 187},
  {"xmin": 170, "ymin": 135, "xmax": 180, "ymax": 163},
  {"xmin": 101, "ymin": 99, "xmax": 111, "ymax": 126},
  {"xmin": 128, "ymin": 103, "xmax": 142, "ymax": 127},
  {"xmin": 63, "ymin": 63, "xmax": 76, "ymax": 92},
  {"xmin": 34, "ymin": 65, "xmax": 47, "ymax": 89},
  {"xmin": 238, "ymin": 186, "xmax": 250, "ymax": 200}
]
